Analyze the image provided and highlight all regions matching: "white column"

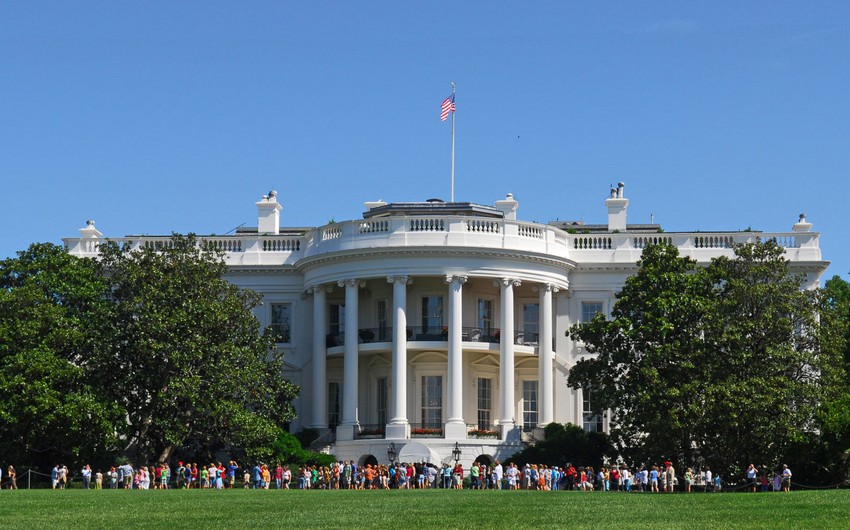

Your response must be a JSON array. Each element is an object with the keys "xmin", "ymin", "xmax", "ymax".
[
  {"xmin": 386, "ymin": 275, "xmax": 410, "ymax": 439},
  {"xmin": 310, "ymin": 285, "xmax": 328, "ymax": 429},
  {"xmin": 337, "ymin": 279, "xmax": 360, "ymax": 440},
  {"xmin": 538, "ymin": 284, "xmax": 556, "ymax": 426},
  {"xmin": 498, "ymin": 278, "xmax": 520, "ymax": 440},
  {"xmin": 445, "ymin": 274, "xmax": 467, "ymax": 439}
]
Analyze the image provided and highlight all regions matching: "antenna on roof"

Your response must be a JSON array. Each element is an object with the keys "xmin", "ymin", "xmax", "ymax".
[{"xmin": 223, "ymin": 222, "xmax": 246, "ymax": 235}]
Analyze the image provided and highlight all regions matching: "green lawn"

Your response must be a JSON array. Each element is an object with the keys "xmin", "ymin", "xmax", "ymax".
[{"xmin": 0, "ymin": 489, "xmax": 846, "ymax": 529}]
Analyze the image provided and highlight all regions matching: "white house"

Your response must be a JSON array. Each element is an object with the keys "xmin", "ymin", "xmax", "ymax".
[{"xmin": 64, "ymin": 184, "xmax": 827, "ymax": 468}]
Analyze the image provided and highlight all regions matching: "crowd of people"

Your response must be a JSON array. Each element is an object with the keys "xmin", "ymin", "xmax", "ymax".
[{"xmin": 11, "ymin": 459, "xmax": 793, "ymax": 492}]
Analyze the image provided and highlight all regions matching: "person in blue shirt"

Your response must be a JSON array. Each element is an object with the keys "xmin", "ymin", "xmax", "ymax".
[{"xmin": 251, "ymin": 464, "xmax": 262, "ymax": 489}]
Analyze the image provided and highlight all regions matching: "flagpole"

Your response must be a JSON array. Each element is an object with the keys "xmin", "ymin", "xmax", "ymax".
[{"xmin": 450, "ymin": 82, "xmax": 456, "ymax": 202}]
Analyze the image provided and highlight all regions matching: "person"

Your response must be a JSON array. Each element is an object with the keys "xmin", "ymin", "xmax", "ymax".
[
  {"xmin": 228, "ymin": 461, "xmax": 239, "ymax": 489},
  {"xmin": 252, "ymin": 463, "xmax": 262, "ymax": 489},
  {"xmin": 684, "ymin": 468, "xmax": 693, "ymax": 493},
  {"xmin": 109, "ymin": 467, "xmax": 118, "ymax": 489},
  {"xmin": 649, "ymin": 466, "xmax": 659, "ymax": 493},
  {"xmin": 781, "ymin": 464, "xmax": 792, "ymax": 492},
  {"xmin": 493, "ymin": 461, "xmax": 503, "ymax": 490},
  {"xmin": 176, "ymin": 462, "xmax": 186, "ymax": 489},
  {"xmin": 57, "ymin": 465, "xmax": 68, "ymax": 489},
  {"xmin": 81, "ymin": 465, "xmax": 92, "ymax": 489},
  {"xmin": 94, "ymin": 469, "xmax": 103, "ymax": 490},
  {"xmin": 703, "ymin": 467, "xmax": 712, "ymax": 493},
  {"xmin": 52, "ymin": 465, "xmax": 61, "ymax": 489},
  {"xmin": 7, "ymin": 466, "xmax": 16, "ymax": 489},
  {"xmin": 746, "ymin": 464, "xmax": 758, "ymax": 492},
  {"xmin": 665, "ymin": 461, "xmax": 675, "ymax": 493}
]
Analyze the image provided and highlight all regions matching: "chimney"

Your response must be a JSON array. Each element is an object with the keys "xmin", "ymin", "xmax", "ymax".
[
  {"xmin": 605, "ymin": 182, "xmax": 628, "ymax": 231},
  {"xmin": 256, "ymin": 190, "xmax": 281, "ymax": 235},
  {"xmin": 495, "ymin": 193, "xmax": 519, "ymax": 220}
]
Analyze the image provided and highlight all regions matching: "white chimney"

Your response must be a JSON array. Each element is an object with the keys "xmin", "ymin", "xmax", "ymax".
[
  {"xmin": 495, "ymin": 193, "xmax": 519, "ymax": 220},
  {"xmin": 256, "ymin": 190, "xmax": 281, "ymax": 235},
  {"xmin": 605, "ymin": 182, "xmax": 628, "ymax": 232}
]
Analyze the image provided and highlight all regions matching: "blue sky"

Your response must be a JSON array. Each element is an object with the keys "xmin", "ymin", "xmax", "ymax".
[{"xmin": 2, "ymin": 1, "xmax": 848, "ymax": 281}]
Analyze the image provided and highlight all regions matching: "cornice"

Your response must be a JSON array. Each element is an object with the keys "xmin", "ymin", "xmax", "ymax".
[{"xmin": 294, "ymin": 246, "xmax": 575, "ymax": 272}]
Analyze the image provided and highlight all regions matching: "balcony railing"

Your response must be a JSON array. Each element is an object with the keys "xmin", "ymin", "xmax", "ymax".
[
  {"xmin": 354, "ymin": 424, "xmax": 386, "ymax": 439},
  {"xmin": 326, "ymin": 327, "xmax": 537, "ymax": 347},
  {"xmin": 409, "ymin": 423, "xmax": 444, "ymax": 437}
]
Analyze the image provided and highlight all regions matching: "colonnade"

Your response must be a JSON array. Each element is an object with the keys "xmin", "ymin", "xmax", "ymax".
[{"xmin": 309, "ymin": 275, "xmax": 558, "ymax": 441}]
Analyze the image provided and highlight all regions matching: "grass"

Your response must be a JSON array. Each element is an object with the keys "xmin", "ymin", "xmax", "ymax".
[{"xmin": 0, "ymin": 489, "xmax": 847, "ymax": 529}]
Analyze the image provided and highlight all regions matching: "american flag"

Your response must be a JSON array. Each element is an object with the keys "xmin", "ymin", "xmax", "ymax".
[{"xmin": 440, "ymin": 93, "xmax": 455, "ymax": 121}]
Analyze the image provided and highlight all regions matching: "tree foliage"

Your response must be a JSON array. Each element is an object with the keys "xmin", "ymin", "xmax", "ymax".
[
  {"xmin": 506, "ymin": 423, "xmax": 613, "ymax": 469},
  {"xmin": 0, "ymin": 237, "xmax": 300, "ymax": 470},
  {"xmin": 0, "ymin": 243, "xmax": 123, "ymax": 469},
  {"xmin": 568, "ymin": 241, "xmax": 835, "ymax": 478},
  {"xmin": 95, "ymin": 235, "xmax": 299, "ymax": 463}
]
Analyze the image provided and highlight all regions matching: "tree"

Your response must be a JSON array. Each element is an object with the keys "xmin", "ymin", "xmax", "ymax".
[
  {"xmin": 0, "ymin": 243, "xmax": 123, "ymax": 470},
  {"xmin": 94, "ymin": 235, "xmax": 299, "ymax": 463},
  {"xmin": 568, "ymin": 241, "xmax": 832, "ymax": 478},
  {"xmin": 506, "ymin": 423, "xmax": 613, "ymax": 469}
]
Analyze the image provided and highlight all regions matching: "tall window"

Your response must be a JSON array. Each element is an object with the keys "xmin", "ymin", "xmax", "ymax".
[
  {"xmin": 583, "ymin": 386, "xmax": 604, "ymax": 432},
  {"xmin": 330, "ymin": 303, "xmax": 345, "ymax": 343},
  {"xmin": 328, "ymin": 382, "xmax": 340, "ymax": 428},
  {"xmin": 477, "ymin": 378, "xmax": 492, "ymax": 430},
  {"xmin": 421, "ymin": 296, "xmax": 443, "ymax": 333},
  {"xmin": 477, "ymin": 299, "xmax": 493, "ymax": 333},
  {"xmin": 376, "ymin": 377, "xmax": 388, "ymax": 426},
  {"xmin": 523, "ymin": 303, "xmax": 539, "ymax": 344},
  {"xmin": 421, "ymin": 375, "xmax": 442, "ymax": 428},
  {"xmin": 376, "ymin": 299, "xmax": 389, "ymax": 341},
  {"xmin": 522, "ymin": 380, "xmax": 538, "ymax": 430},
  {"xmin": 581, "ymin": 302, "xmax": 603, "ymax": 323},
  {"xmin": 270, "ymin": 303, "xmax": 292, "ymax": 343}
]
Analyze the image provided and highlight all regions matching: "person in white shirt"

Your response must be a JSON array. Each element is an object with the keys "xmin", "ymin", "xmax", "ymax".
[
  {"xmin": 781, "ymin": 464, "xmax": 792, "ymax": 492},
  {"xmin": 493, "ymin": 461, "xmax": 503, "ymax": 490}
]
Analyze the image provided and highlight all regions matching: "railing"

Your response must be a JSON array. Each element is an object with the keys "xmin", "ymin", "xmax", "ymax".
[
  {"xmin": 357, "ymin": 327, "xmax": 392, "ymax": 344},
  {"xmin": 308, "ymin": 429, "xmax": 337, "ymax": 452},
  {"xmin": 326, "ymin": 326, "xmax": 533, "ymax": 346},
  {"xmin": 409, "ymin": 424, "xmax": 444, "ymax": 437},
  {"xmin": 64, "ymin": 216, "xmax": 819, "ymax": 269},
  {"xmin": 354, "ymin": 424, "xmax": 386, "ymax": 439}
]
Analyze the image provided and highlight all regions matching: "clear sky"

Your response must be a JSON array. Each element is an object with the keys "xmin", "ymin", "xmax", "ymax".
[{"xmin": 2, "ymin": 2, "xmax": 848, "ymax": 281}]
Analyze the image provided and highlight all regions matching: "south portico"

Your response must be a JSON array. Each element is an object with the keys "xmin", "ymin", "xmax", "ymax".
[{"xmin": 305, "ymin": 268, "xmax": 567, "ymax": 444}]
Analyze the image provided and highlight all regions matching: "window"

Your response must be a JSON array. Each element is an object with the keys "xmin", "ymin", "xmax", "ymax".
[
  {"xmin": 328, "ymin": 382, "xmax": 340, "ymax": 428},
  {"xmin": 477, "ymin": 378, "xmax": 492, "ymax": 430},
  {"xmin": 522, "ymin": 380, "xmax": 538, "ymax": 430},
  {"xmin": 421, "ymin": 296, "xmax": 443, "ymax": 333},
  {"xmin": 330, "ymin": 303, "xmax": 345, "ymax": 343},
  {"xmin": 376, "ymin": 299, "xmax": 389, "ymax": 341},
  {"xmin": 376, "ymin": 377, "xmax": 388, "ymax": 426},
  {"xmin": 270, "ymin": 302, "xmax": 292, "ymax": 343},
  {"xmin": 583, "ymin": 386, "xmax": 604, "ymax": 432},
  {"xmin": 477, "ymin": 299, "xmax": 493, "ymax": 333},
  {"xmin": 421, "ymin": 375, "xmax": 443, "ymax": 428},
  {"xmin": 522, "ymin": 303, "xmax": 539, "ymax": 344},
  {"xmin": 581, "ymin": 302, "xmax": 604, "ymax": 323}
]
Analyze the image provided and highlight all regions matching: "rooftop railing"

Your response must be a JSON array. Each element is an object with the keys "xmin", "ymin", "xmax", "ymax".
[{"xmin": 64, "ymin": 216, "xmax": 821, "ymax": 267}]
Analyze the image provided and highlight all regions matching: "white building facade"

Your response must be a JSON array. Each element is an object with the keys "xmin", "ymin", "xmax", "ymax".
[{"xmin": 64, "ymin": 186, "xmax": 827, "ymax": 468}]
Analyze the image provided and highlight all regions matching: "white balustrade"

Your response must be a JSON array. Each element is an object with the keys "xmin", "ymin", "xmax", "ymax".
[{"xmin": 63, "ymin": 216, "xmax": 820, "ymax": 270}]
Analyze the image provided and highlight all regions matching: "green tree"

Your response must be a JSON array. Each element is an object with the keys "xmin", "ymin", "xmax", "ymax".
[
  {"xmin": 0, "ymin": 243, "xmax": 123, "ymax": 470},
  {"xmin": 95, "ymin": 235, "xmax": 299, "ymax": 463},
  {"xmin": 568, "ymin": 241, "xmax": 831, "ymax": 478},
  {"xmin": 506, "ymin": 423, "xmax": 613, "ymax": 469}
]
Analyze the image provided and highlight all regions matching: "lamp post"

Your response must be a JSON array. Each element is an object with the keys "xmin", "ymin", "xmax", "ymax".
[
  {"xmin": 387, "ymin": 442, "xmax": 397, "ymax": 465},
  {"xmin": 452, "ymin": 442, "xmax": 462, "ymax": 465}
]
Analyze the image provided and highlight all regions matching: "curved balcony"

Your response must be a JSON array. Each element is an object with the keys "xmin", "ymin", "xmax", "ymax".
[{"xmin": 325, "ymin": 327, "xmax": 539, "ymax": 356}]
